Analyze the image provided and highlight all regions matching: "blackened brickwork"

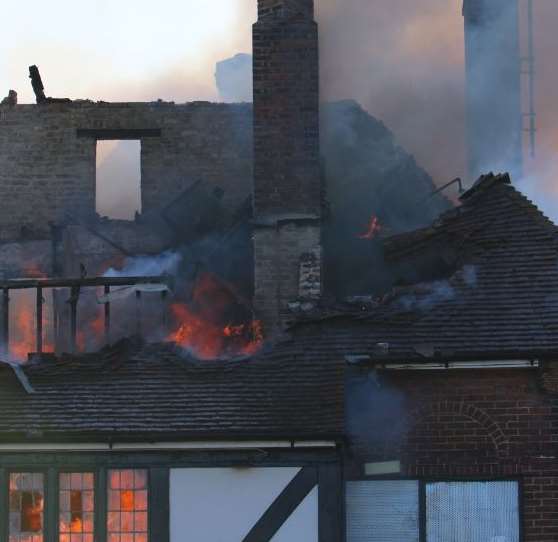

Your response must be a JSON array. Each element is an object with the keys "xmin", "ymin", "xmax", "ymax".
[
  {"xmin": 257, "ymin": 0, "xmax": 314, "ymax": 23},
  {"xmin": 0, "ymin": 102, "xmax": 252, "ymax": 240},
  {"xmin": 253, "ymin": 0, "xmax": 320, "ymax": 217},
  {"xmin": 253, "ymin": 0, "xmax": 322, "ymax": 331}
]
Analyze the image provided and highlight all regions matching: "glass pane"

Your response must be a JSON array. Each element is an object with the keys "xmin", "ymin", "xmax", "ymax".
[
  {"xmin": 59, "ymin": 473, "xmax": 95, "ymax": 540},
  {"xmin": 9, "ymin": 473, "xmax": 45, "ymax": 542},
  {"xmin": 426, "ymin": 481, "xmax": 520, "ymax": 542},
  {"xmin": 107, "ymin": 470, "xmax": 148, "ymax": 542},
  {"xmin": 346, "ymin": 480, "xmax": 419, "ymax": 542}
]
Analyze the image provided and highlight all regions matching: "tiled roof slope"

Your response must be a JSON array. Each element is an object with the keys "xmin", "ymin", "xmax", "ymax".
[
  {"xmin": 0, "ymin": 341, "xmax": 344, "ymax": 443},
  {"xmin": 288, "ymin": 173, "xmax": 558, "ymax": 360}
]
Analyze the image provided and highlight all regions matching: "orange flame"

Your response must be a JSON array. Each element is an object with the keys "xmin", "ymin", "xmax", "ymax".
[
  {"xmin": 22, "ymin": 262, "xmax": 46, "ymax": 279},
  {"xmin": 70, "ymin": 516, "xmax": 83, "ymax": 532},
  {"xmin": 9, "ymin": 290, "xmax": 54, "ymax": 361},
  {"xmin": 357, "ymin": 215, "xmax": 382, "ymax": 240},
  {"xmin": 167, "ymin": 272, "xmax": 263, "ymax": 359}
]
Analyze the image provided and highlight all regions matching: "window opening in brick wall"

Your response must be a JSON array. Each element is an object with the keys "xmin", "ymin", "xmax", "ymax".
[
  {"xmin": 346, "ymin": 479, "xmax": 520, "ymax": 542},
  {"xmin": 426, "ymin": 481, "xmax": 519, "ymax": 542},
  {"xmin": 9, "ymin": 473, "xmax": 45, "ymax": 542},
  {"xmin": 96, "ymin": 140, "xmax": 142, "ymax": 221},
  {"xmin": 346, "ymin": 480, "xmax": 419, "ymax": 542},
  {"xmin": 59, "ymin": 473, "xmax": 95, "ymax": 542},
  {"xmin": 107, "ymin": 469, "xmax": 149, "ymax": 542}
]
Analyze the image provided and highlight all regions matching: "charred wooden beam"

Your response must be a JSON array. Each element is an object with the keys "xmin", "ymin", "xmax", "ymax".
[
  {"xmin": 69, "ymin": 286, "xmax": 79, "ymax": 354},
  {"xmin": 2, "ymin": 289, "xmax": 9, "ymax": 355},
  {"xmin": 161, "ymin": 290, "xmax": 168, "ymax": 331},
  {"xmin": 36, "ymin": 287, "xmax": 43, "ymax": 354},
  {"xmin": 29, "ymin": 65, "xmax": 46, "ymax": 104},
  {"xmin": 29, "ymin": 65, "xmax": 71, "ymax": 105},
  {"xmin": 135, "ymin": 290, "xmax": 142, "ymax": 336},
  {"xmin": 104, "ymin": 285, "xmax": 111, "ymax": 345},
  {"xmin": 0, "ymin": 276, "xmax": 171, "ymax": 290}
]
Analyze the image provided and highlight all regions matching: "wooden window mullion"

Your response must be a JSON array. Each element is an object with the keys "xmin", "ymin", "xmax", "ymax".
[
  {"xmin": 0, "ymin": 468, "xmax": 7, "ymax": 542},
  {"xmin": 96, "ymin": 468, "xmax": 107, "ymax": 542},
  {"xmin": 45, "ymin": 468, "xmax": 58, "ymax": 542},
  {"xmin": 149, "ymin": 468, "xmax": 169, "ymax": 542},
  {"xmin": 419, "ymin": 480, "xmax": 426, "ymax": 542}
]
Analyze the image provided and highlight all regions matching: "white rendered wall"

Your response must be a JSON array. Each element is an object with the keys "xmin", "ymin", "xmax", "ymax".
[
  {"xmin": 170, "ymin": 467, "xmax": 318, "ymax": 542},
  {"xmin": 271, "ymin": 486, "xmax": 318, "ymax": 542}
]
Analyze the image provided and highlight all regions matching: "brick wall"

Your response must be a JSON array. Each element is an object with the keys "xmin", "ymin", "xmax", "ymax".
[
  {"xmin": 253, "ymin": 223, "xmax": 321, "ymax": 329},
  {"xmin": 0, "ymin": 102, "xmax": 252, "ymax": 240},
  {"xmin": 253, "ymin": 0, "xmax": 320, "ymax": 217},
  {"xmin": 358, "ymin": 368, "xmax": 558, "ymax": 541},
  {"xmin": 253, "ymin": 0, "xmax": 322, "ymax": 332},
  {"xmin": 257, "ymin": 0, "xmax": 314, "ymax": 21}
]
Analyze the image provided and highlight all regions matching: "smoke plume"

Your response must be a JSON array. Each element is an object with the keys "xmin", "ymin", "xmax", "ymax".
[
  {"xmin": 317, "ymin": 0, "xmax": 558, "ymax": 219},
  {"xmin": 2, "ymin": 0, "xmax": 557, "ymax": 219}
]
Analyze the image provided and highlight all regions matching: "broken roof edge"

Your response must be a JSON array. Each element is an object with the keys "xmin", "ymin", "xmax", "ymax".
[
  {"xmin": 383, "ymin": 172, "xmax": 558, "ymax": 261},
  {"xmin": 459, "ymin": 171, "xmax": 511, "ymax": 201},
  {"xmin": 0, "ymin": 360, "xmax": 35, "ymax": 394}
]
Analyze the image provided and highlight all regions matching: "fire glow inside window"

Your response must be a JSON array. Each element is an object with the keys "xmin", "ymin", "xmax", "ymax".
[
  {"xmin": 9, "ymin": 473, "xmax": 45, "ymax": 542},
  {"xmin": 107, "ymin": 469, "xmax": 148, "ymax": 542},
  {"xmin": 59, "ymin": 473, "xmax": 95, "ymax": 542}
]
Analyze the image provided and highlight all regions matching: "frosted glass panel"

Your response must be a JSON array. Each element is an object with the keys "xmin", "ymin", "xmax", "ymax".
[
  {"xmin": 346, "ymin": 480, "xmax": 419, "ymax": 542},
  {"xmin": 426, "ymin": 481, "xmax": 519, "ymax": 542}
]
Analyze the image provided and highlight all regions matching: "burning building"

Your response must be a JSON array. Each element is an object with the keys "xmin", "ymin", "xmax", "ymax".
[{"xmin": 1, "ymin": 0, "xmax": 557, "ymax": 541}]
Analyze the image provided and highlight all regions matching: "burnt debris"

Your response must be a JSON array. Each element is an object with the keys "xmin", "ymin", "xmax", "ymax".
[
  {"xmin": 29, "ymin": 65, "xmax": 71, "ymax": 104},
  {"xmin": 1, "ymin": 90, "xmax": 17, "ymax": 106}
]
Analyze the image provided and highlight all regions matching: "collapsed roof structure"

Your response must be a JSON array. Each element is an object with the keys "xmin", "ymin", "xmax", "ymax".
[{"xmin": 0, "ymin": 0, "xmax": 556, "ymax": 541}]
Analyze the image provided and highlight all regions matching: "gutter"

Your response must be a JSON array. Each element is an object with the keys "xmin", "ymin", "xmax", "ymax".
[
  {"xmin": 345, "ymin": 355, "xmax": 540, "ymax": 370},
  {"xmin": 0, "ymin": 440, "xmax": 338, "ymax": 452}
]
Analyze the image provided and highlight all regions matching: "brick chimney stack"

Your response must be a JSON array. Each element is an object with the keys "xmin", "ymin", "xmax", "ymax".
[{"xmin": 253, "ymin": 0, "xmax": 321, "ymax": 333}]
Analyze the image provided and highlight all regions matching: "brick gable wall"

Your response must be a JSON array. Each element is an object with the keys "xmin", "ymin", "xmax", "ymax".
[{"xmin": 354, "ymin": 368, "xmax": 558, "ymax": 541}]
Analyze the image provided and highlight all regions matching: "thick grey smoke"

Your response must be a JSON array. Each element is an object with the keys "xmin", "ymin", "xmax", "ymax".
[
  {"xmin": 346, "ymin": 369, "xmax": 409, "ymax": 459},
  {"xmin": 14, "ymin": 0, "xmax": 554, "ymax": 222},
  {"xmin": 104, "ymin": 251, "xmax": 182, "ymax": 278},
  {"xmin": 317, "ymin": 0, "xmax": 467, "ymax": 185},
  {"xmin": 215, "ymin": 53, "xmax": 253, "ymax": 102},
  {"xmin": 317, "ymin": 0, "xmax": 558, "ymax": 219}
]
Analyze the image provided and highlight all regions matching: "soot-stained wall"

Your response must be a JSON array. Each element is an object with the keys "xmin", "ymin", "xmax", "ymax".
[{"xmin": 0, "ymin": 102, "xmax": 253, "ymax": 240}]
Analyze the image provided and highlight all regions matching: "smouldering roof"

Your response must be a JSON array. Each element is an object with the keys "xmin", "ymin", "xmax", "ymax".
[
  {"xmin": 288, "ymin": 173, "xmax": 558, "ymax": 361},
  {"xmin": 0, "ymin": 340, "xmax": 344, "ymax": 443}
]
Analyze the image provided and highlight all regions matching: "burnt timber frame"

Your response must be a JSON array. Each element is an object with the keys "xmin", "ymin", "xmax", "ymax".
[
  {"xmin": 0, "ymin": 276, "xmax": 171, "ymax": 356},
  {"xmin": 0, "ymin": 448, "xmax": 344, "ymax": 542}
]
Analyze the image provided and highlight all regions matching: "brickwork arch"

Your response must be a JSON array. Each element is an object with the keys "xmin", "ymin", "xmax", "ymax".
[{"xmin": 407, "ymin": 400, "xmax": 510, "ymax": 461}]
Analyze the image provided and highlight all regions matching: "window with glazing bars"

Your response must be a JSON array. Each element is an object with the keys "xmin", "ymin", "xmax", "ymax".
[
  {"xmin": 59, "ymin": 473, "xmax": 95, "ymax": 542},
  {"xmin": 9, "ymin": 473, "xmax": 45, "ymax": 542},
  {"xmin": 107, "ymin": 469, "xmax": 148, "ymax": 542},
  {"xmin": 346, "ymin": 479, "xmax": 520, "ymax": 542}
]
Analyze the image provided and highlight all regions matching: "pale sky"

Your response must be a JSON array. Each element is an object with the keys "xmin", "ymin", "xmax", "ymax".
[
  {"xmin": 1, "ymin": 0, "xmax": 256, "ymax": 103},
  {"xmin": 1, "ymin": 0, "xmax": 557, "ymax": 220}
]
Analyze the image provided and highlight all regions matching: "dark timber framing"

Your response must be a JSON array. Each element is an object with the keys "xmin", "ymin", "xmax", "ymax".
[
  {"xmin": 0, "ymin": 276, "xmax": 170, "ymax": 355},
  {"xmin": 0, "ymin": 448, "xmax": 343, "ymax": 542},
  {"xmin": 243, "ymin": 467, "xmax": 318, "ymax": 542}
]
